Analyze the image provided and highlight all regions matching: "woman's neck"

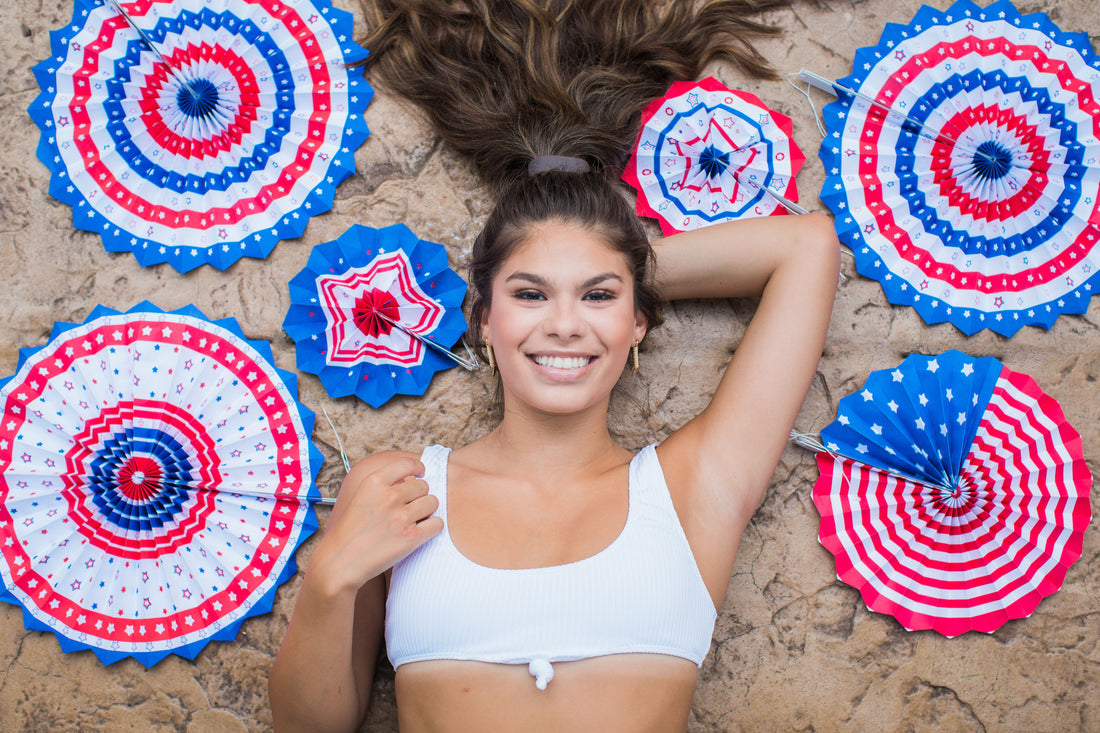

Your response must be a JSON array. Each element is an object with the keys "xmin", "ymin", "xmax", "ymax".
[{"xmin": 477, "ymin": 398, "xmax": 628, "ymax": 477}]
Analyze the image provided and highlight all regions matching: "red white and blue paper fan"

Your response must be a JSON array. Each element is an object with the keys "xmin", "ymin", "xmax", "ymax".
[
  {"xmin": 284, "ymin": 224, "xmax": 469, "ymax": 408},
  {"xmin": 623, "ymin": 77, "xmax": 804, "ymax": 236},
  {"xmin": 28, "ymin": 0, "xmax": 372, "ymax": 272},
  {"xmin": 804, "ymin": 350, "xmax": 1091, "ymax": 637},
  {"xmin": 0, "ymin": 302, "xmax": 324, "ymax": 666},
  {"xmin": 809, "ymin": 0, "xmax": 1100, "ymax": 336}
]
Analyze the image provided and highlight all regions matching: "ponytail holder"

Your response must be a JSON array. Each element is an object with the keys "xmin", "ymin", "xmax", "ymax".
[{"xmin": 528, "ymin": 155, "xmax": 591, "ymax": 176}]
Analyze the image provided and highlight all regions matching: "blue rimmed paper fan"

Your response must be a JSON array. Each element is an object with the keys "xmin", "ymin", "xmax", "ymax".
[
  {"xmin": 805, "ymin": 0, "xmax": 1100, "ymax": 336},
  {"xmin": 284, "ymin": 223, "xmax": 469, "ymax": 407},
  {"xmin": 0, "ymin": 302, "xmax": 324, "ymax": 665},
  {"xmin": 28, "ymin": 0, "xmax": 372, "ymax": 271}
]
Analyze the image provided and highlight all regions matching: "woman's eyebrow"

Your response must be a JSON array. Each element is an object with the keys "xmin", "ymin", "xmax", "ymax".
[
  {"xmin": 504, "ymin": 272, "xmax": 624, "ymax": 288},
  {"xmin": 504, "ymin": 271, "xmax": 550, "ymax": 287},
  {"xmin": 581, "ymin": 273, "xmax": 624, "ymax": 289}
]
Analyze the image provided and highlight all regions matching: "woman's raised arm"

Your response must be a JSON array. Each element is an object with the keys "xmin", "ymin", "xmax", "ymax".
[{"xmin": 653, "ymin": 212, "xmax": 840, "ymax": 606}]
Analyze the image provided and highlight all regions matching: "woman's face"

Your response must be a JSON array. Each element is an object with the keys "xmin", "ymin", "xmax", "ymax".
[{"xmin": 484, "ymin": 220, "xmax": 647, "ymax": 417}]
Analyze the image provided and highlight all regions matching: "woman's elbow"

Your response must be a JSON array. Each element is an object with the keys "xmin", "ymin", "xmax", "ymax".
[{"xmin": 797, "ymin": 212, "xmax": 842, "ymax": 284}]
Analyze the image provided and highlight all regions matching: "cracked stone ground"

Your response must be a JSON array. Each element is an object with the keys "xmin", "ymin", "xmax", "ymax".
[{"xmin": 1, "ymin": 0, "xmax": 1098, "ymax": 731}]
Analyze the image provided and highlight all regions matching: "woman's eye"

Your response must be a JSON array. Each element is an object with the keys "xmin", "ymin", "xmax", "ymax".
[
  {"xmin": 514, "ymin": 290, "xmax": 544, "ymax": 301},
  {"xmin": 584, "ymin": 290, "xmax": 614, "ymax": 302}
]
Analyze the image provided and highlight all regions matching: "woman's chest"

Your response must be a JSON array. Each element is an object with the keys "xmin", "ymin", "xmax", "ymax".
[{"xmin": 445, "ymin": 466, "xmax": 631, "ymax": 569}]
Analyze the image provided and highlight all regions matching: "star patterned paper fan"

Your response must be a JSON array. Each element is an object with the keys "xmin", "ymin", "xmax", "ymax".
[
  {"xmin": 624, "ymin": 77, "xmax": 804, "ymax": 235},
  {"xmin": 28, "ymin": 0, "xmax": 372, "ymax": 272},
  {"xmin": 0, "ymin": 302, "xmax": 324, "ymax": 665},
  {"xmin": 284, "ymin": 223, "xmax": 469, "ymax": 407},
  {"xmin": 812, "ymin": 0, "xmax": 1100, "ymax": 335},
  {"xmin": 809, "ymin": 350, "xmax": 1091, "ymax": 637}
]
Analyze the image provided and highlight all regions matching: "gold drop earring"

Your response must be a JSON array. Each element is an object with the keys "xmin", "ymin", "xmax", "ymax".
[
  {"xmin": 486, "ymin": 343, "xmax": 496, "ymax": 375},
  {"xmin": 631, "ymin": 342, "xmax": 639, "ymax": 375}
]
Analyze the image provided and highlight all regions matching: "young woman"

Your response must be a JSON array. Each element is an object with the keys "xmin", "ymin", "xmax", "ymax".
[{"xmin": 269, "ymin": 1, "xmax": 839, "ymax": 730}]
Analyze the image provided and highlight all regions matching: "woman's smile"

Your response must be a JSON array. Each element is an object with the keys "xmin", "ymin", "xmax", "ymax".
[
  {"xmin": 530, "ymin": 354, "xmax": 594, "ymax": 370},
  {"xmin": 528, "ymin": 352, "xmax": 598, "ymax": 382}
]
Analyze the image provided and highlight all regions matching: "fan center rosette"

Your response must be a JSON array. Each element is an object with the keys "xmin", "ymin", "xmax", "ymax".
[
  {"xmin": 817, "ymin": 0, "xmax": 1100, "ymax": 335},
  {"xmin": 809, "ymin": 350, "xmax": 1091, "ymax": 637},
  {"xmin": 64, "ymin": 400, "xmax": 222, "ymax": 559},
  {"xmin": 29, "ymin": 0, "xmax": 372, "ymax": 272},
  {"xmin": 0, "ymin": 303, "xmax": 324, "ymax": 666},
  {"xmin": 284, "ymin": 223, "xmax": 469, "ymax": 408}
]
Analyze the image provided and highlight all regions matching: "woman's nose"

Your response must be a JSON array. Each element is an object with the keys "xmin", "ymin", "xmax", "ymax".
[{"xmin": 544, "ymin": 299, "xmax": 583, "ymax": 338}]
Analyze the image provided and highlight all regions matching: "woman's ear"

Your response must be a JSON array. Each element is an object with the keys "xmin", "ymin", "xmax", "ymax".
[
  {"xmin": 633, "ymin": 311, "xmax": 648, "ymax": 345},
  {"xmin": 476, "ymin": 301, "xmax": 491, "ymax": 346},
  {"xmin": 481, "ymin": 316, "xmax": 491, "ymax": 348}
]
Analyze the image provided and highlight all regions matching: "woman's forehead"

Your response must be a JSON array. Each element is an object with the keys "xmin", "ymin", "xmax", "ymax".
[{"xmin": 501, "ymin": 222, "xmax": 630, "ymax": 275}]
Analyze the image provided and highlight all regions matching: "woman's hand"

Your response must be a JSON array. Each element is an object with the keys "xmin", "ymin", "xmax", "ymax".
[
  {"xmin": 309, "ymin": 451, "xmax": 444, "ymax": 597},
  {"xmin": 269, "ymin": 451, "xmax": 442, "ymax": 733}
]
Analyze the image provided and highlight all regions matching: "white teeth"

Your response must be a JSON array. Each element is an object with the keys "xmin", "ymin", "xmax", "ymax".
[{"xmin": 534, "ymin": 355, "xmax": 590, "ymax": 369}]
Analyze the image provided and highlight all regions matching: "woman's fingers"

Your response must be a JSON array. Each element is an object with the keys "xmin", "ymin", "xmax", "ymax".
[
  {"xmin": 404, "ymin": 492, "xmax": 440, "ymax": 525},
  {"xmin": 414, "ymin": 515, "xmax": 445, "ymax": 543},
  {"xmin": 393, "ymin": 474, "xmax": 430, "ymax": 502},
  {"xmin": 365, "ymin": 454, "xmax": 425, "ymax": 489},
  {"xmin": 333, "ymin": 453, "xmax": 424, "ymax": 516}
]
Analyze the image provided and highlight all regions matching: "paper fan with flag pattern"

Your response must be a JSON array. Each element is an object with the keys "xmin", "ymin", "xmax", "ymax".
[{"xmin": 798, "ymin": 350, "xmax": 1091, "ymax": 637}]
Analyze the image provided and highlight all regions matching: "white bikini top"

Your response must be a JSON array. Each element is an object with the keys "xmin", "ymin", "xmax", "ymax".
[{"xmin": 385, "ymin": 444, "xmax": 718, "ymax": 689}]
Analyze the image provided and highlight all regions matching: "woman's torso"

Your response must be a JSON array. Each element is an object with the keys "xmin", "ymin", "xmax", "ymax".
[{"xmin": 386, "ymin": 444, "xmax": 716, "ymax": 731}]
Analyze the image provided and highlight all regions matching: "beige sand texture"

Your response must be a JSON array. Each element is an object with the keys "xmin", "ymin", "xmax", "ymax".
[{"xmin": 1, "ymin": 0, "xmax": 1098, "ymax": 730}]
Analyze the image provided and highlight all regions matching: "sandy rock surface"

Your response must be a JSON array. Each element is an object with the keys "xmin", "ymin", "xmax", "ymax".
[{"xmin": 0, "ymin": 0, "xmax": 1097, "ymax": 730}]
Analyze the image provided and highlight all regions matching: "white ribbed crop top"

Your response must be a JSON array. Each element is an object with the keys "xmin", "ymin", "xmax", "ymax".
[{"xmin": 385, "ymin": 444, "xmax": 718, "ymax": 689}]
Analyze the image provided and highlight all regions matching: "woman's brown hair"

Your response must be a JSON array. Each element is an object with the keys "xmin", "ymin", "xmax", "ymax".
[{"xmin": 358, "ymin": 0, "xmax": 793, "ymax": 336}]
